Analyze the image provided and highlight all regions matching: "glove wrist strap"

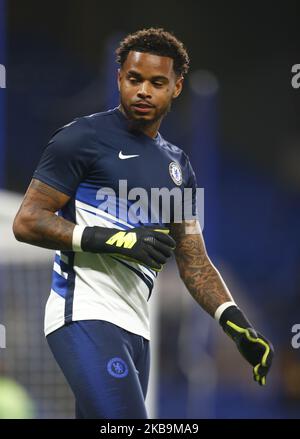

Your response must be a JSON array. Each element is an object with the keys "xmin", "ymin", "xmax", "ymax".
[
  {"xmin": 214, "ymin": 301, "xmax": 236, "ymax": 322},
  {"xmin": 72, "ymin": 226, "xmax": 119, "ymax": 253},
  {"xmin": 72, "ymin": 225, "xmax": 86, "ymax": 252},
  {"xmin": 219, "ymin": 305, "xmax": 253, "ymax": 339},
  {"xmin": 81, "ymin": 226, "xmax": 118, "ymax": 253}
]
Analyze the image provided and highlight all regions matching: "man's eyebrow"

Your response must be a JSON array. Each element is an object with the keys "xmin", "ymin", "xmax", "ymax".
[
  {"xmin": 127, "ymin": 70, "xmax": 142, "ymax": 78},
  {"xmin": 127, "ymin": 70, "xmax": 169, "ymax": 81},
  {"xmin": 151, "ymin": 75, "xmax": 169, "ymax": 82}
]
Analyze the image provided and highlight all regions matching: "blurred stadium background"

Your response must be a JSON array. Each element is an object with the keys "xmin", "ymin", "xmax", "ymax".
[{"xmin": 1, "ymin": 0, "xmax": 300, "ymax": 418}]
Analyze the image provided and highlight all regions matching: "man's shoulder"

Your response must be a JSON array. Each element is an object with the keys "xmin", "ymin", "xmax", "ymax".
[
  {"xmin": 52, "ymin": 108, "xmax": 117, "ymax": 142},
  {"xmin": 82, "ymin": 108, "xmax": 118, "ymax": 123},
  {"xmin": 160, "ymin": 136, "xmax": 189, "ymax": 163}
]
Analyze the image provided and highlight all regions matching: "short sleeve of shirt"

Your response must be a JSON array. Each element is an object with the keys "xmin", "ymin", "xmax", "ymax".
[
  {"xmin": 33, "ymin": 118, "xmax": 96, "ymax": 196},
  {"xmin": 182, "ymin": 153, "xmax": 198, "ymax": 220}
]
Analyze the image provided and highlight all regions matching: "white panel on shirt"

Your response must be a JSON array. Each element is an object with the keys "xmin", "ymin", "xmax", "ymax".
[{"xmin": 44, "ymin": 199, "xmax": 155, "ymax": 340}]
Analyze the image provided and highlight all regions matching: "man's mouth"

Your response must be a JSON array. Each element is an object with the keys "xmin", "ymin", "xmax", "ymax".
[{"xmin": 132, "ymin": 102, "xmax": 154, "ymax": 113}]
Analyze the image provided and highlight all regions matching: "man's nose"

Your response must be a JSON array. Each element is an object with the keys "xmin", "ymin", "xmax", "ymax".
[{"xmin": 137, "ymin": 81, "xmax": 151, "ymax": 98}]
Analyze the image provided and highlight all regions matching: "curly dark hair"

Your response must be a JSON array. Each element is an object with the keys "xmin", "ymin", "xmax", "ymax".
[{"xmin": 116, "ymin": 28, "xmax": 190, "ymax": 77}]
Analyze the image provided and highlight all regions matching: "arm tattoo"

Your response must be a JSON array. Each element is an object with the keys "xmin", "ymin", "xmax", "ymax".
[
  {"xmin": 27, "ymin": 206, "xmax": 75, "ymax": 250},
  {"xmin": 171, "ymin": 221, "xmax": 233, "ymax": 316},
  {"xmin": 15, "ymin": 179, "xmax": 75, "ymax": 250},
  {"xmin": 30, "ymin": 179, "xmax": 61, "ymax": 201}
]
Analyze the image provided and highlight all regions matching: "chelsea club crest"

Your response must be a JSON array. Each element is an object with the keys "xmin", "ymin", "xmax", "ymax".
[{"xmin": 169, "ymin": 161, "xmax": 182, "ymax": 186}]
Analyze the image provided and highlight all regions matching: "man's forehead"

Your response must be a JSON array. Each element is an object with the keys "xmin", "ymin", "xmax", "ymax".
[{"xmin": 123, "ymin": 51, "xmax": 175, "ymax": 77}]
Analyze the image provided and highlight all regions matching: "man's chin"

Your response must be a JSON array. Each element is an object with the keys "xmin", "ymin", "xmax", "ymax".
[
  {"xmin": 128, "ymin": 111, "xmax": 156, "ymax": 125},
  {"xmin": 121, "ymin": 104, "xmax": 165, "ymax": 125}
]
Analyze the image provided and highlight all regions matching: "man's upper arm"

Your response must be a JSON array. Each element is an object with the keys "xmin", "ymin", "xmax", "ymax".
[
  {"xmin": 14, "ymin": 179, "xmax": 72, "ymax": 232},
  {"xmin": 13, "ymin": 178, "xmax": 75, "ymax": 248},
  {"xmin": 20, "ymin": 178, "xmax": 72, "ymax": 214},
  {"xmin": 15, "ymin": 117, "xmax": 97, "ymax": 220},
  {"xmin": 32, "ymin": 117, "xmax": 96, "ymax": 197}
]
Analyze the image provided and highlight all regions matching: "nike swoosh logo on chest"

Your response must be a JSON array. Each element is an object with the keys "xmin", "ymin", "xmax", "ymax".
[{"xmin": 118, "ymin": 151, "xmax": 140, "ymax": 160}]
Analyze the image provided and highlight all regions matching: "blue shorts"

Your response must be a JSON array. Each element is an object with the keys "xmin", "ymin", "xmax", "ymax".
[{"xmin": 46, "ymin": 320, "xmax": 150, "ymax": 419}]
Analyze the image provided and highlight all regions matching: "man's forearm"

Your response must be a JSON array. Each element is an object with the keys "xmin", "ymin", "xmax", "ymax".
[
  {"xmin": 13, "ymin": 208, "xmax": 75, "ymax": 251},
  {"xmin": 174, "ymin": 232, "xmax": 234, "ymax": 317},
  {"xmin": 179, "ymin": 254, "xmax": 233, "ymax": 316}
]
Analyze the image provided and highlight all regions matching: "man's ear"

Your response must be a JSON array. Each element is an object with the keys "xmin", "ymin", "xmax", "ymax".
[{"xmin": 173, "ymin": 76, "xmax": 183, "ymax": 99}]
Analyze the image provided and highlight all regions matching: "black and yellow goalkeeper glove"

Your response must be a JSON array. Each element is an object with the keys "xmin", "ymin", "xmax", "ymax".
[
  {"xmin": 81, "ymin": 225, "xmax": 176, "ymax": 272},
  {"xmin": 219, "ymin": 305, "xmax": 274, "ymax": 386}
]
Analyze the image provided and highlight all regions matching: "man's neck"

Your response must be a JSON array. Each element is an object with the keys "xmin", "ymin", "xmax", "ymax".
[{"xmin": 118, "ymin": 104, "xmax": 161, "ymax": 139}]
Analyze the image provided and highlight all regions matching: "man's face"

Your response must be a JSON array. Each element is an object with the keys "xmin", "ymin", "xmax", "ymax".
[{"xmin": 118, "ymin": 51, "xmax": 183, "ymax": 124}]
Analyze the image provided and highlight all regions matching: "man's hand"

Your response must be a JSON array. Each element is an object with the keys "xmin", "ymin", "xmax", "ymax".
[
  {"xmin": 81, "ymin": 225, "xmax": 176, "ymax": 271},
  {"xmin": 219, "ymin": 305, "xmax": 274, "ymax": 386}
]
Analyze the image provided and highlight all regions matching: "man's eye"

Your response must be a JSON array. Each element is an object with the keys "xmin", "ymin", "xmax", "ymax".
[
  {"xmin": 129, "ymin": 78, "xmax": 139, "ymax": 84},
  {"xmin": 153, "ymin": 82, "xmax": 164, "ymax": 87}
]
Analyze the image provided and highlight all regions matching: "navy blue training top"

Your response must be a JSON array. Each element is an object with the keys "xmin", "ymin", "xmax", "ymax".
[{"xmin": 33, "ymin": 107, "xmax": 197, "ymax": 227}]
